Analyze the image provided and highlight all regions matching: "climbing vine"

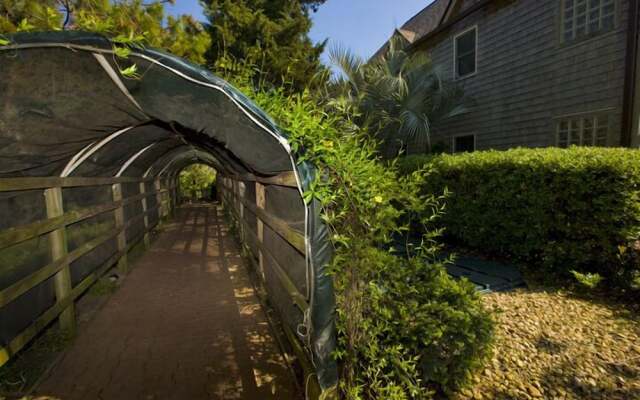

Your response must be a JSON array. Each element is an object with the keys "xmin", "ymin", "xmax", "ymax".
[{"xmin": 229, "ymin": 74, "xmax": 494, "ymax": 399}]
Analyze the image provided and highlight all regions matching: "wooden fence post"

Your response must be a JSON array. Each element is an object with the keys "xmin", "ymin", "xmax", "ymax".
[
  {"xmin": 44, "ymin": 187, "xmax": 76, "ymax": 334},
  {"xmin": 256, "ymin": 182, "xmax": 266, "ymax": 281},
  {"xmin": 238, "ymin": 181, "xmax": 245, "ymax": 241},
  {"xmin": 154, "ymin": 178, "xmax": 163, "ymax": 221},
  {"xmin": 173, "ymin": 178, "xmax": 179, "ymax": 211},
  {"xmin": 139, "ymin": 181, "xmax": 150, "ymax": 247},
  {"xmin": 112, "ymin": 183, "xmax": 128, "ymax": 275}
]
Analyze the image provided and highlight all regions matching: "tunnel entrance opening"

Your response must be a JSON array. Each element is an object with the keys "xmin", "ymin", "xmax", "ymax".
[
  {"xmin": 178, "ymin": 163, "xmax": 217, "ymax": 203},
  {"xmin": 0, "ymin": 31, "xmax": 338, "ymax": 398}
]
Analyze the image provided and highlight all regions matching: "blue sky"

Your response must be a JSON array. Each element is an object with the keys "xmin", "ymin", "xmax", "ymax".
[{"xmin": 165, "ymin": 0, "xmax": 433, "ymax": 63}]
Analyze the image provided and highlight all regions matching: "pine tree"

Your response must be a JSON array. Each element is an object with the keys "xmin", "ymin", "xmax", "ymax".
[{"xmin": 200, "ymin": 0, "xmax": 328, "ymax": 92}]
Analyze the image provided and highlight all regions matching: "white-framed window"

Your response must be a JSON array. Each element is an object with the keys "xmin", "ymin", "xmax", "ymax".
[
  {"xmin": 453, "ymin": 134, "xmax": 476, "ymax": 153},
  {"xmin": 556, "ymin": 113, "xmax": 610, "ymax": 147},
  {"xmin": 454, "ymin": 26, "xmax": 477, "ymax": 79},
  {"xmin": 562, "ymin": 0, "xmax": 616, "ymax": 42}
]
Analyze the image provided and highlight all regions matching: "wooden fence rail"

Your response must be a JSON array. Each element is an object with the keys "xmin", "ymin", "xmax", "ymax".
[
  {"xmin": 217, "ymin": 173, "xmax": 323, "ymax": 398},
  {"xmin": 0, "ymin": 176, "xmax": 177, "ymax": 367}
]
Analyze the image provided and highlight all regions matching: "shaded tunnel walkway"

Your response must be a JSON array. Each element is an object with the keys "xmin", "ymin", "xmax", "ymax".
[
  {"xmin": 34, "ymin": 204, "xmax": 298, "ymax": 400},
  {"xmin": 1, "ymin": 32, "xmax": 338, "ymax": 397}
]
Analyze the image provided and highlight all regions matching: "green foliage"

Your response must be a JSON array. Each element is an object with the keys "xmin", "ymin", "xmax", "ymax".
[
  {"xmin": 179, "ymin": 163, "xmax": 216, "ymax": 200},
  {"xmin": 118, "ymin": 63, "xmax": 139, "ymax": 79},
  {"xmin": 326, "ymin": 36, "xmax": 466, "ymax": 156},
  {"xmin": 395, "ymin": 154, "xmax": 437, "ymax": 176},
  {"xmin": 570, "ymin": 270, "xmax": 603, "ymax": 289},
  {"xmin": 201, "ymin": 0, "xmax": 328, "ymax": 92},
  {"xmin": 403, "ymin": 147, "xmax": 640, "ymax": 297},
  {"xmin": 0, "ymin": 0, "xmax": 212, "ymax": 65},
  {"xmin": 0, "ymin": 1, "xmax": 62, "ymax": 32},
  {"xmin": 230, "ymin": 72, "xmax": 493, "ymax": 398}
]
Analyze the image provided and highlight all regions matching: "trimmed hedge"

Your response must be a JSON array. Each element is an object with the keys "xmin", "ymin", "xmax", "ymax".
[{"xmin": 398, "ymin": 147, "xmax": 640, "ymax": 293}]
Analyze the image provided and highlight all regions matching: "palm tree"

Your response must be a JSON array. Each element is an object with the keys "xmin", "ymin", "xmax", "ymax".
[{"xmin": 327, "ymin": 36, "xmax": 467, "ymax": 156}]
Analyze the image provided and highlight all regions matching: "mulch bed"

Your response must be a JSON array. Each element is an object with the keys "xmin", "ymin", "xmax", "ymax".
[{"xmin": 456, "ymin": 290, "xmax": 640, "ymax": 400}]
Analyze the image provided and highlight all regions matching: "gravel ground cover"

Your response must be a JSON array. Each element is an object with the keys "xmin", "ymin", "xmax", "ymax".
[{"xmin": 456, "ymin": 290, "xmax": 640, "ymax": 400}]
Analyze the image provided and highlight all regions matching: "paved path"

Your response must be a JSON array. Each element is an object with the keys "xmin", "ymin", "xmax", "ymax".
[{"xmin": 35, "ymin": 204, "xmax": 298, "ymax": 400}]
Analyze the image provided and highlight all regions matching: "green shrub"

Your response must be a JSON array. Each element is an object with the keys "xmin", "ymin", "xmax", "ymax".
[
  {"xmin": 178, "ymin": 163, "xmax": 216, "ymax": 200},
  {"xmin": 410, "ymin": 147, "xmax": 640, "ymax": 295},
  {"xmin": 395, "ymin": 154, "xmax": 436, "ymax": 177},
  {"xmin": 229, "ymin": 79, "xmax": 494, "ymax": 398}
]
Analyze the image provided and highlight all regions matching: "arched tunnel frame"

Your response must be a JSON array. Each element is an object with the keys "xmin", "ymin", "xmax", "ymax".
[{"xmin": 0, "ymin": 31, "xmax": 338, "ymax": 399}]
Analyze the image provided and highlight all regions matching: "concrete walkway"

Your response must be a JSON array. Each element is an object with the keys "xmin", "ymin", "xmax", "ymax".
[{"xmin": 35, "ymin": 204, "xmax": 298, "ymax": 400}]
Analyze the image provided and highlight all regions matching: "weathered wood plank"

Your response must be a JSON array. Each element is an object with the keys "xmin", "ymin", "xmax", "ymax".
[
  {"xmin": 0, "ymin": 226, "xmax": 121, "ymax": 308},
  {"xmin": 0, "ymin": 197, "xmax": 162, "ymax": 368},
  {"xmin": 0, "ymin": 190, "xmax": 158, "ymax": 250},
  {"xmin": 237, "ymin": 181, "xmax": 245, "ymax": 242},
  {"xmin": 139, "ymin": 182, "xmax": 150, "ymax": 248},
  {"xmin": 242, "ymin": 240, "xmax": 321, "ymax": 399},
  {"xmin": 112, "ymin": 183, "xmax": 128, "ymax": 275},
  {"xmin": 0, "ymin": 202, "xmax": 160, "ymax": 368},
  {"xmin": 223, "ymin": 190, "xmax": 308, "ymax": 311},
  {"xmin": 0, "ymin": 176, "xmax": 154, "ymax": 192},
  {"xmin": 154, "ymin": 179, "xmax": 163, "ymax": 220},
  {"xmin": 240, "ymin": 194, "xmax": 305, "ymax": 254},
  {"xmin": 0, "ymin": 246, "xmax": 125, "ymax": 367},
  {"xmin": 256, "ymin": 182, "xmax": 266, "ymax": 282},
  {"xmin": 44, "ymin": 187, "xmax": 75, "ymax": 334},
  {"xmin": 0, "ymin": 201, "xmax": 119, "ymax": 250},
  {"xmin": 0, "ymin": 206, "xmax": 158, "ymax": 309},
  {"xmin": 226, "ymin": 171, "xmax": 298, "ymax": 188}
]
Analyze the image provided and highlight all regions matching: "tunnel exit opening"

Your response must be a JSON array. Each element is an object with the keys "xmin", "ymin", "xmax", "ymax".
[{"xmin": 178, "ymin": 164, "xmax": 217, "ymax": 203}]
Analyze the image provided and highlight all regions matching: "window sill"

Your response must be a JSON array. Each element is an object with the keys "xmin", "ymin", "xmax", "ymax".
[
  {"xmin": 558, "ymin": 28, "xmax": 622, "ymax": 51},
  {"xmin": 454, "ymin": 71, "xmax": 477, "ymax": 81}
]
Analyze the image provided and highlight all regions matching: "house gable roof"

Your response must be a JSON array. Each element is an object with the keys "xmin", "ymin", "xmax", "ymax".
[
  {"xmin": 370, "ymin": 0, "xmax": 453, "ymax": 60},
  {"xmin": 400, "ymin": 0, "xmax": 453, "ymax": 44}
]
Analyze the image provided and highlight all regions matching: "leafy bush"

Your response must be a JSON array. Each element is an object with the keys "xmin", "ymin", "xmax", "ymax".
[
  {"xmin": 404, "ymin": 147, "xmax": 640, "ymax": 296},
  {"xmin": 231, "ymin": 78, "xmax": 493, "ymax": 398},
  {"xmin": 179, "ymin": 163, "xmax": 216, "ymax": 200},
  {"xmin": 395, "ymin": 154, "xmax": 436, "ymax": 177}
]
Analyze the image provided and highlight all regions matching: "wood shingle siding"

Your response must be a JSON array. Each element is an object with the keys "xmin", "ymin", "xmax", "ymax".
[{"xmin": 404, "ymin": 0, "xmax": 630, "ymax": 152}]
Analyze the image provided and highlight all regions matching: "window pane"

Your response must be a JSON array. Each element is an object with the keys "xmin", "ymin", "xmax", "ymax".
[
  {"xmin": 565, "ymin": 0, "xmax": 575, "ymax": 11},
  {"xmin": 596, "ymin": 129, "xmax": 608, "ymax": 145},
  {"xmin": 602, "ymin": 3, "xmax": 615, "ymax": 14},
  {"xmin": 588, "ymin": 10, "xmax": 600, "ymax": 31},
  {"xmin": 564, "ymin": 21, "xmax": 574, "ymax": 32},
  {"xmin": 576, "ymin": 16, "xmax": 587, "ymax": 36},
  {"xmin": 569, "ymin": 120, "xmax": 581, "ymax": 145},
  {"xmin": 583, "ymin": 117, "xmax": 595, "ymax": 145},
  {"xmin": 557, "ymin": 114, "xmax": 610, "ymax": 147},
  {"xmin": 601, "ymin": 2, "xmax": 614, "ymax": 30},
  {"xmin": 564, "ymin": 0, "xmax": 615, "ymax": 41},
  {"xmin": 456, "ymin": 30, "xmax": 476, "ymax": 54},
  {"xmin": 565, "ymin": 9, "xmax": 574, "ymax": 20},
  {"xmin": 455, "ymin": 29, "xmax": 476, "ymax": 77},
  {"xmin": 564, "ymin": 30, "xmax": 574, "ymax": 41},
  {"xmin": 457, "ymin": 54, "xmax": 476, "ymax": 77},
  {"xmin": 558, "ymin": 121, "xmax": 569, "ymax": 147},
  {"xmin": 601, "ymin": 15, "xmax": 614, "ymax": 30},
  {"xmin": 595, "ymin": 115, "xmax": 609, "ymax": 145},
  {"xmin": 454, "ymin": 135, "xmax": 475, "ymax": 152}
]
